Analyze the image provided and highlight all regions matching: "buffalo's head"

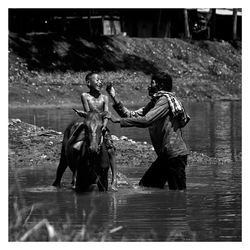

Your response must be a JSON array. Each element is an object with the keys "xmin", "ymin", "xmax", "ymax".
[{"xmin": 73, "ymin": 109, "xmax": 109, "ymax": 154}]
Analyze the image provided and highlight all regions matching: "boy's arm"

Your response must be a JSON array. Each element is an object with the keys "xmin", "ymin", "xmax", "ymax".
[
  {"xmin": 102, "ymin": 95, "xmax": 110, "ymax": 129},
  {"xmin": 81, "ymin": 93, "xmax": 90, "ymax": 112}
]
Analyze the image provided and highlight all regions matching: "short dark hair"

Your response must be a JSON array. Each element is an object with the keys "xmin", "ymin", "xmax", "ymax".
[
  {"xmin": 85, "ymin": 72, "xmax": 98, "ymax": 82},
  {"xmin": 152, "ymin": 73, "xmax": 172, "ymax": 92}
]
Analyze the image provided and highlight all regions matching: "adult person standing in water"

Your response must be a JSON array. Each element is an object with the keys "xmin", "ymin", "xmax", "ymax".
[{"xmin": 107, "ymin": 73, "xmax": 190, "ymax": 190}]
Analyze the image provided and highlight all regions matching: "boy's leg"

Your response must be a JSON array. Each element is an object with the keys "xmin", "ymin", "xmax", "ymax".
[
  {"xmin": 108, "ymin": 148, "xmax": 118, "ymax": 191},
  {"xmin": 104, "ymin": 131, "xmax": 118, "ymax": 191},
  {"xmin": 167, "ymin": 155, "xmax": 187, "ymax": 190}
]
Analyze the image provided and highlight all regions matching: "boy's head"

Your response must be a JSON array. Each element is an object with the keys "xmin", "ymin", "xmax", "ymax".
[
  {"xmin": 85, "ymin": 72, "xmax": 103, "ymax": 92},
  {"xmin": 148, "ymin": 72, "xmax": 173, "ymax": 96}
]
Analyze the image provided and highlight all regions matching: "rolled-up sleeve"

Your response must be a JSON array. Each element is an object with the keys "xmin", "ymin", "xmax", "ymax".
[{"xmin": 120, "ymin": 97, "xmax": 169, "ymax": 128}]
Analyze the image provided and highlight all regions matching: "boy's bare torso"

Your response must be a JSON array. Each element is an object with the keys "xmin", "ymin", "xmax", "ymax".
[{"xmin": 82, "ymin": 92, "xmax": 107, "ymax": 112}]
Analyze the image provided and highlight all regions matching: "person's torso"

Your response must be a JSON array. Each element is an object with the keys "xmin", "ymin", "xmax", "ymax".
[
  {"xmin": 84, "ymin": 93, "xmax": 106, "ymax": 112},
  {"xmin": 148, "ymin": 96, "xmax": 189, "ymax": 158}
]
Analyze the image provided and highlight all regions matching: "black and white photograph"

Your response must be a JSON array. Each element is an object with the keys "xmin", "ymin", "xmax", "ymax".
[{"xmin": 7, "ymin": 2, "xmax": 244, "ymax": 244}]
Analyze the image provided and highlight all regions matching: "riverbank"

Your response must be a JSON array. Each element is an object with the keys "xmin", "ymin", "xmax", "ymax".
[
  {"xmin": 9, "ymin": 35, "xmax": 241, "ymax": 107},
  {"xmin": 9, "ymin": 118, "xmax": 237, "ymax": 173}
]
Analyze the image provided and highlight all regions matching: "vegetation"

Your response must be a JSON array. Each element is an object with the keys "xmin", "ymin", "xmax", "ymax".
[
  {"xmin": 9, "ymin": 198, "xmax": 125, "ymax": 241},
  {"xmin": 9, "ymin": 33, "xmax": 241, "ymax": 106}
]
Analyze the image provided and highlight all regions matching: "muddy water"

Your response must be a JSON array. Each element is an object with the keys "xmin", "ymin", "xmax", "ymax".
[{"xmin": 8, "ymin": 101, "xmax": 241, "ymax": 241}]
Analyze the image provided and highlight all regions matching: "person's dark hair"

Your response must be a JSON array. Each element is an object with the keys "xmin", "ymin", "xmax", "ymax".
[
  {"xmin": 85, "ymin": 72, "xmax": 98, "ymax": 82},
  {"xmin": 152, "ymin": 73, "xmax": 172, "ymax": 92}
]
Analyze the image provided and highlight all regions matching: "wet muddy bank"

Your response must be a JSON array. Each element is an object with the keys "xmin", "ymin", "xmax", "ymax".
[{"xmin": 9, "ymin": 119, "xmax": 239, "ymax": 173}]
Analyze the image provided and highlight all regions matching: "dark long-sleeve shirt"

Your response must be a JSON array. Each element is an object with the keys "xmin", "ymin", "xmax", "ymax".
[{"xmin": 113, "ymin": 96, "xmax": 189, "ymax": 158}]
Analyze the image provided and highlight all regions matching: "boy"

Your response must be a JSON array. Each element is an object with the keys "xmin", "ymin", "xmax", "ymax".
[
  {"xmin": 56, "ymin": 72, "xmax": 118, "ymax": 191},
  {"xmin": 79, "ymin": 72, "xmax": 117, "ymax": 191}
]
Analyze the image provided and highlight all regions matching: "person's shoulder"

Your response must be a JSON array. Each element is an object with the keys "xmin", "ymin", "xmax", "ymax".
[
  {"xmin": 101, "ymin": 93, "xmax": 108, "ymax": 101},
  {"xmin": 152, "ymin": 95, "xmax": 169, "ymax": 109},
  {"xmin": 81, "ymin": 92, "xmax": 90, "ymax": 98},
  {"xmin": 155, "ymin": 95, "xmax": 169, "ymax": 103}
]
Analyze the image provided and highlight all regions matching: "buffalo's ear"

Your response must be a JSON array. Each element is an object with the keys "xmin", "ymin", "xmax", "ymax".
[
  {"xmin": 73, "ymin": 108, "xmax": 87, "ymax": 118},
  {"xmin": 101, "ymin": 111, "xmax": 111, "ymax": 120}
]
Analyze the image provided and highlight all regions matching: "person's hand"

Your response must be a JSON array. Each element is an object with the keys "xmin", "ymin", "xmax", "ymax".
[
  {"xmin": 106, "ymin": 83, "xmax": 116, "ymax": 98},
  {"xmin": 111, "ymin": 117, "xmax": 120, "ymax": 123},
  {"xmin": 109, "ymin": 86, "xmax": 116, "ymax": 98}
]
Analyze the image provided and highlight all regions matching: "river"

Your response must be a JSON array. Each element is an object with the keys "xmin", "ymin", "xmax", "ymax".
[{"xmin": 8, "ymin": 101, "xmax": 242, "ymax": 241}]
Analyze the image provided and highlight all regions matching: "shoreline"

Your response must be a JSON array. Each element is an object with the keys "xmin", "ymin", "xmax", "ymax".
[
  {"xmin": 8, "ymin": 119, "xmax": 240, "ymax": 173},
  {"xmin": 8, "ymin": 96, "xmax": 241, "ymax": 110}
]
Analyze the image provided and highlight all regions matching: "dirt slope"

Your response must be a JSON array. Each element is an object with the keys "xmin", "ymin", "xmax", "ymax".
[{"xmin": 9, "ymin": 33, "xmax": 241, "ymax": 106}]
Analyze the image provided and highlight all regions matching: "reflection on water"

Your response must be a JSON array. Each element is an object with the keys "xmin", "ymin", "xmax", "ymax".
[
  {"xmin": 9, "ymin": 158, "xmax": 241, "ymax": 241},
  {"xmin": 8, "ymin": 101, "xmax": 241, "ymax": 241},
  {"xmin": 185, "ymin": 101, "xmax": 241, "ymax": 161}
]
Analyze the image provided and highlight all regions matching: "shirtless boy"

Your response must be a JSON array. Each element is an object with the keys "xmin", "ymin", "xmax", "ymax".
[
  {"xmin": 53, "ymin": 72, "xmax": 117, "ymax": 191},
  {"xmin": 79, "ymin": 72, "xmax": 117, "ymax": 191}
]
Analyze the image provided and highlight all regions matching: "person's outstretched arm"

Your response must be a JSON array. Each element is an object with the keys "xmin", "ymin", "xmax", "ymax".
[
  {"xmin": 111, "ymin": 96, "xmax": 169, "ymax": 128},
  {"xmin": 106, "ymin": 84, "xmax": 154, "ymax": 118}
]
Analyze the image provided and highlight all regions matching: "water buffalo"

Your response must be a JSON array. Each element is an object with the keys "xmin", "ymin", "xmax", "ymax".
[{"xmin": 52, "ymin": 110, "xmax": 111, "ymax": 191}]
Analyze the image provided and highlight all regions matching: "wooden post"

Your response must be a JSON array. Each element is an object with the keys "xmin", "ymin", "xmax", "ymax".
[
  {"xmin": 88, "ymin": 10, "xmax": 93, "ymax": 37},
  {"xmin": 210, "ymin": 8, "xmax": 216, "ymax": 40},
  {"xmin": 232, "ymin": 8, "xmax": 238, "ymax": 40},
  {"xmin": 184, "ymin": 9, "xmax": 191, "ymax": 39},
  {"xmin": 156, "ymin": 9, "xmax": 162, "ymax": 37}
]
